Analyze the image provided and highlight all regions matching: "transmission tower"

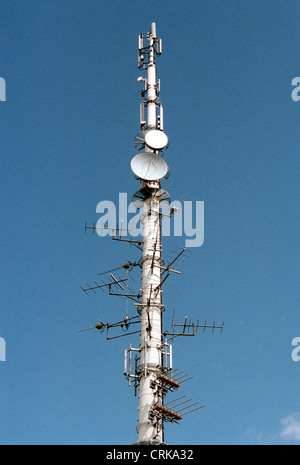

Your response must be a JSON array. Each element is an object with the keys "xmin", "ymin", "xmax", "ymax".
[{"xmin": 82, "ymin": 23, "xmax": 223, "ymax": 445}]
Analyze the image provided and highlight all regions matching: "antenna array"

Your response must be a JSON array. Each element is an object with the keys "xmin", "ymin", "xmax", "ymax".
[{"xmin": 80, "ymin": 23, "xmax": 223, "ymax": 445}]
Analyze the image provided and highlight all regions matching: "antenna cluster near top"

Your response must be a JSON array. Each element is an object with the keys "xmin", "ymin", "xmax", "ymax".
[{"xmin": 138, "ymin": 22, "xmax": 162, "ymax": 69}]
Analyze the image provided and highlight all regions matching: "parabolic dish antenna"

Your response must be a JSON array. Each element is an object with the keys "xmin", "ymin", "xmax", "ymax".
[
  {"xmin": 144, "ymin": 130, "xmax": 169, "ymax": 151},
  {"xmin": 131, "ymin": 152, "xmax": 169, "ymax": 181}
]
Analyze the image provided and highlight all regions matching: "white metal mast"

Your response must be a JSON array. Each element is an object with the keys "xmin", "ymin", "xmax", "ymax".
[
  {"xmin": 137, "ymin": 22, "xmax": 165, "ymax": 445},
  {"xmin": 82, "ymin": 22, "xmax": 224, "ymax": 446}
]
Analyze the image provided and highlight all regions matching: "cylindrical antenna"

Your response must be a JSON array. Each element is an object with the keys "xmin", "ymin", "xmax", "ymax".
[{"xmin": 151, "ymin": 22, "xmax": 157, "ymax": 39}]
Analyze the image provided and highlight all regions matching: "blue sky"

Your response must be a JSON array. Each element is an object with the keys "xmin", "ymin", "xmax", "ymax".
[{"xmin": 1, "ymin": 0, "xmax": 300, "ymax": 445}]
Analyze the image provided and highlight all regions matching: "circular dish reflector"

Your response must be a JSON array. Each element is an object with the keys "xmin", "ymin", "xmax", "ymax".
[
  {"xmin": 144, "ymin": 130, "xmax": 169, "ymax": 151},
  {"xmin": 131, "ymin": 152, "xmax": 169, "ymax": 181}
]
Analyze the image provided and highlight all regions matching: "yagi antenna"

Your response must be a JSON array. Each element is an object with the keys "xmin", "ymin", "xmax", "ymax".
[{"xmin": 80, "ymin": 22, "xmax": 224, "ymax": 446}]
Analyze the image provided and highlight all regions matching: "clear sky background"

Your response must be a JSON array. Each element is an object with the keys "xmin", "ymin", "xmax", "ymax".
[{"xmin": 1, "ymin": 0, "xmax": 299, "ymax": 445}]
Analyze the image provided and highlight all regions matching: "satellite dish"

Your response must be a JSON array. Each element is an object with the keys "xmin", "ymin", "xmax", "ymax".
[
  {"xmin": 144, "ymin": 130, "xmax": 169, "ymax": 151},
  {"xmin": 131, "ymin": 152, "xmax": 169, "ymax": 181}
]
